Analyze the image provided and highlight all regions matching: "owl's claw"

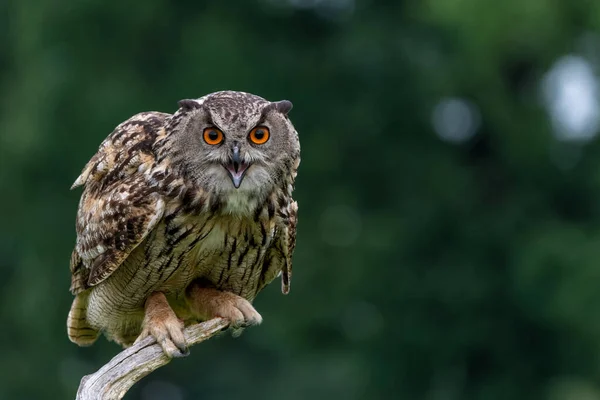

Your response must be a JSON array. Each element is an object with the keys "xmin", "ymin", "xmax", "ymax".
[
  {"xmin": 186, "ymin": 285, "xmax": 263, "ymax": 331},
  {"xmin": 135, "ymin": 319, "xmax": 189, "ymax": 358},
  {"xmin": 219, "ymin": 295, "xmax": 262, "ymax": 329},
  {"xmin": 137, "ymin": 292, "xmax": 189, "ymax": 358}
]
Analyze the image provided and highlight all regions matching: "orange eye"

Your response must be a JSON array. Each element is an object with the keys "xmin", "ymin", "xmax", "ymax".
[
  {"xmin": 249, "ymin": 126, "xmax": 270, "ymax": 145},
  {"xmin": 203, "ymin": 127, "xmax": 224, "ymax": 145}
]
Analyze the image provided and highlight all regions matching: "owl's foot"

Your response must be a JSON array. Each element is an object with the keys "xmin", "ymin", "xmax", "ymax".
[
  {"xmin": 186, "ymin": 284, "xmax": 262, "ymax": 329},
  {"xmin": 135, "ymin": 291, "xmax": 189, "ymax": 358}
]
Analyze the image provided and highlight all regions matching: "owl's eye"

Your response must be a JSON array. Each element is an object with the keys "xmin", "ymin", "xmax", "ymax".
[
  {"xmin": 203, "ymin": 128, "xmax": 224, "ymax": 145},
  {"xmin": 248, "ymin": 126, "xmax": 270, "ymax": 145}
]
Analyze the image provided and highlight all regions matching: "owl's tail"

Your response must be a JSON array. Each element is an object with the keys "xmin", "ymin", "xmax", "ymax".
[{"xmin": 67, "ymin": 291, "xmax": 99, "ymax": 346}]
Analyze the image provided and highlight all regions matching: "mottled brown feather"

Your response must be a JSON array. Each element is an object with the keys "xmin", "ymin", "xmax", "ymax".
[
  {"xmin": 70, "ymin": 112, "xmax": 169, "ymax": 293},
  {"xmin": 69, "ymin": 249, "xmax": 86, "ymax": 294},
  {"xmin": 281, "ymin": 200, "xmax": 298, "ymax": 294}
]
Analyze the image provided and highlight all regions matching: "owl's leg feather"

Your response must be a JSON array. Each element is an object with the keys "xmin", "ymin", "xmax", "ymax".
[
  {"xmin": 186, "ymin": 283, "xmax": 262, "ymax": 329},
  {"xmin": 135, "ymin": 292, "xmax": 189, "ymax": 358},
  {"xmin": 67, "ymin": 291, "xmax": 99, "ymax": 346}
]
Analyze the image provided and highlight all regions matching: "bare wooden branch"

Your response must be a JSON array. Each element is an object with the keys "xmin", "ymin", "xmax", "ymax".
[{"xmin": 76, "ymin": 318, "xmax": 230, "ymax": 400}]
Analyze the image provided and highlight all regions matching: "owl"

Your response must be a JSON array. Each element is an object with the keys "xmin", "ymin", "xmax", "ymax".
[{"xmin": 67, "ymin": 91, "xmax": 300, "ymax": 357}]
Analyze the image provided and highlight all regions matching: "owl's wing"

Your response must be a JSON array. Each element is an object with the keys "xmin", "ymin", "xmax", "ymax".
[
  {"xmin": 69, "ymin": 112, "xmax": 169, "ymax": 294},
  {"xmin": 271, "ymin": 200, "xmax": 298, "ymax": 295}
]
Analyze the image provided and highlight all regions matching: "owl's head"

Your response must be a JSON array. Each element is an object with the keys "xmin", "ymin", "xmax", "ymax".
[{"xmin": 166, "ymin": 91, "xmax": 300, "ymax": 214}]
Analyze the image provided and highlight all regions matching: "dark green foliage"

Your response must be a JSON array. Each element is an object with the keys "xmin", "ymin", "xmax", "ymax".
[{"xmin": 2, "ymin": 0, "xmax": 600, "ymax": 399}]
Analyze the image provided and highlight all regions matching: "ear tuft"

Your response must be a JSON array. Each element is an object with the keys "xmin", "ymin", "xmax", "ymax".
[
  {"xmin": 275, "ymin": 100, "xmax": 293, "ymax": 115},
  {"xmin": 178, "ymin": 99, "xmax": 201, "ymax": 111}
]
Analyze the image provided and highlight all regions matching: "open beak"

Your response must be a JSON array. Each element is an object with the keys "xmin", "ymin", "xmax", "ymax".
[{"xmin": 224, "ymin": 146, "xmax": 250, "ymax": 188}]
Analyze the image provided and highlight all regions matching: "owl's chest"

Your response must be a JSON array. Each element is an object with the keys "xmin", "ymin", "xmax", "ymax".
[{"xmin": 159, "ymin": 214, "xmax": 277, "ymax": 299}]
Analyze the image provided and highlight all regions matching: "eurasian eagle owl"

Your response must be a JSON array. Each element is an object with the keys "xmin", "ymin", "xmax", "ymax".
[{"xmin": 67, "ymin": 91, "xmax": 300, "ymax": 357}]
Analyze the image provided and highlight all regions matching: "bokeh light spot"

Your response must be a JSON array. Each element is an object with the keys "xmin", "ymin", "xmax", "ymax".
[
  {"xmin": 542, "ymin": 55, "xmax": 600, "ymax": 142},
  {"xmin": 431, "ymin": 97, "xmax": 481, "ymax": 143}
]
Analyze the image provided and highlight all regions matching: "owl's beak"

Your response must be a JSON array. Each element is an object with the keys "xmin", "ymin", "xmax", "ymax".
[{"xmin": 224, "ymin": 146, "xmax": 250, "ymax": 188}]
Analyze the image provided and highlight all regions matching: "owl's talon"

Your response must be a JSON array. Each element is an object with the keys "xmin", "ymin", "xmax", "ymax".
[
  {"xmin": 171, "ymin": 327, "xmax": 189, "ymax": 356},
  {"xmin": 177, "ymin": 345, "xmax": 190, "ymax": 357}
]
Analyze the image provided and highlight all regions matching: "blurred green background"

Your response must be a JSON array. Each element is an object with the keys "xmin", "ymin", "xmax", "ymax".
[{"xmin": 3, "ymin": 0, "xmax": 600, "ymax": 399}]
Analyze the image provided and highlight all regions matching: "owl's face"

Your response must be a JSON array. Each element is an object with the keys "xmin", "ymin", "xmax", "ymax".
[{"xmin": 169, "ymin": 91, "xmax": 299, "ymax": 213}]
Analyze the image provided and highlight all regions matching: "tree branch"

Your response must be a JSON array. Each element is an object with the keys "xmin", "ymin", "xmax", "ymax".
[{"xmin": 76, "ymin": 318, "xmax": 230, "ymax": 400}]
